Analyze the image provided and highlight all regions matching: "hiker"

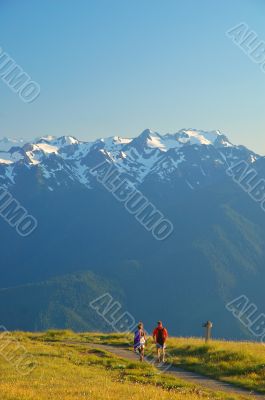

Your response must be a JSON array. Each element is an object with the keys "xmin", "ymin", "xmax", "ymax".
[
  {"xmin": 153, "ymin": 321, "xmax": 168, "ymax": 363},
  {"xmin": 134, "ymin": 322, "xmax": 147, "ymax": 361}
]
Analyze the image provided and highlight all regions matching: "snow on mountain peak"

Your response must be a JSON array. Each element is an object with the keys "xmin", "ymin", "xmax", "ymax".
[
  {"xmin": 175, "ymin": 129, "xmax": 220, "ymax": 145},
  {"xmin": 125, "ymin": 128, "xmax": 232, "ymax": 154},
  {"xmin": 55, "ymin": 136, "xmax": 79, "ymax": 146},
  {"xmin": 0, "ymin": 137, "xmax": 27, "ymax": 151},
  {"xmin": 35, "ymin": 135, "xmax": 57, "ymax": 143},
  {"xmin": 0, "ymin": 129, "xmax": 255, "ymax": 191},
  {"xmin": 0, "ymin": 129, "xmax": 234, "ymax": 170},
  {"xmin": 34, "ymin": 135, "xmax": 79, "ymax": 147},
  {"xmin": 113, "ymin": 136, "xmax": 132, "ymax": 144},
  {"xmin": 139, "ymin": 128, "xmax": 157, "ymax": 137}
]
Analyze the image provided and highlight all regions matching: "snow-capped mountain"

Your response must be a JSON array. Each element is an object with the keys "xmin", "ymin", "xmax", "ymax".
[
  {"xmin": 0, "ymin": 129, "xmax": 259, "ymax": 191},
  {"xmin": 1, "ymin": 128, "xmax": 265, "ymax": 339},
  {"xmin": 0, "ymin": 137, "xmax": 27, "ymax": 152}
]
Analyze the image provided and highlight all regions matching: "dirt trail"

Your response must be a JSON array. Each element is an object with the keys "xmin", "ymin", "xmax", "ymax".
[{"xmin": 81, "ymin": 342, "xmax": 265, "ymax": 399}]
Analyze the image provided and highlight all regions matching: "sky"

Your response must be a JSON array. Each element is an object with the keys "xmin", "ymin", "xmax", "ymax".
[{"xmin": 0, "ymin": 0, "xmax": 264, "ymax": 153}]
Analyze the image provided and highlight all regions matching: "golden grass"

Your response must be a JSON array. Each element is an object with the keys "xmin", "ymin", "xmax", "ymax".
[
  {"xmin": 164, "ymin": 337, "xmax": 265, "ymax": 393},
  {"xmin": 0, "ymin": 331, "xmax": 248, "ymax": 400},
  {"xmin": 47, "ymin": 331, "xmax": 265, "ymax": 393}
]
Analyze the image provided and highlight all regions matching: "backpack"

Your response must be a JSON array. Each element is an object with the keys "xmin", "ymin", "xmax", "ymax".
[
  {"xmin": 157, "ymin": 327, "xmax": 165, "ymax": 345},
  {"xmin": 134, "ymin": 330, "xmax": 141, "ymax": 349}
]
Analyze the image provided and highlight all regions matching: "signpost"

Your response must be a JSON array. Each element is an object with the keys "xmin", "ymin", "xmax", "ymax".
[{"xmin": 202, "ymin": 321, "xmax": 213, "ymax": 343}]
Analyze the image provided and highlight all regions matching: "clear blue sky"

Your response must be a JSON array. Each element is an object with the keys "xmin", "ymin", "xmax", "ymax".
[{"xmin": 0, "ymin": 0, "xmax": 264, "ymax": 153}]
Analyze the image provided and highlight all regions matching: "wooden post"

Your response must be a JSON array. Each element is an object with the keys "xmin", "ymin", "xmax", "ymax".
[{"xmin": 202, "ymin": 321, "xmax": 213, "ymax": 343}]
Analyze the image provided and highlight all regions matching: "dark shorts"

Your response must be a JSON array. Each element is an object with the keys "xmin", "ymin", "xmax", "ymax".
[{"xmin": 156, "ymin": 343, "xmax": 166, "ymax": 349}]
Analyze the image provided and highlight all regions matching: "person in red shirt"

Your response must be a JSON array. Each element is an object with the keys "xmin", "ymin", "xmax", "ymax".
[{"xmin": 153, "ymin": 321, "xmax": 168, "ymax": 363}]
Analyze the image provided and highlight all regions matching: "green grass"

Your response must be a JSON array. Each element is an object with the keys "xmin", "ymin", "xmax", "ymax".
[
  {"xmin": 41, "ymin": 331, "xmax": 265, "ymax": 394},
  {"xmin": 73, "ymin": 332, "xmax": 265, "ymax": 394},
  {"xmin": 165, "ymin": 337, "xmax": 265, "ymax": 393},
  {"xmin": 0, "ymin": 330, "xmax": 248, "ymax": 400}
]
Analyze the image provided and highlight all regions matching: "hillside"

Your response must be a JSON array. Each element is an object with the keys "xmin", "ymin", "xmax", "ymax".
[
  {"xmin": 1, "ymin": 129, "xmax": 265, "ymax": 338},
  {"xmin": 0, "ymin": 272, "xmax": 124, "ymax": 332},
  {"xmin": 0, "ymin": 330, "xmax": 262, "ymax": 400}
]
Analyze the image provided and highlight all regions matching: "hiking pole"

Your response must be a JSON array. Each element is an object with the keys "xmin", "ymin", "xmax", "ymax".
[{"xmin": 202, "ymin": 321, "xmax": 213, "ymax": 343}]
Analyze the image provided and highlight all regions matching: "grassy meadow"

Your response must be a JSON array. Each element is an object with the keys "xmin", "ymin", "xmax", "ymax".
[
  {"xmin": 82, "ymin": 331, "xmax": 265, "ymax": 393},
  {"xmin": 0, "ymin": 330, "xmax": 263, "ymax": 399}
]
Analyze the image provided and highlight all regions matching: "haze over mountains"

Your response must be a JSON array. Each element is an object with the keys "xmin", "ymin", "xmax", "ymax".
[{"xmin": 0, "ymin": 129, "xmax": 264, "ymax": 339}]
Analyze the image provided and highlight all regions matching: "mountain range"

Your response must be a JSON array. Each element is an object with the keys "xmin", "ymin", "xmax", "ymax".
[{"xmin": 0, "ymin": 128, "xmax": 264, "ymax": 339}]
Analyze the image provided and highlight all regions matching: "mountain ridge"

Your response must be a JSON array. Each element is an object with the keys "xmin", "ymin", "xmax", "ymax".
[
  {"xmin": 0, "ymin": 128, "xmax": 260, "ymax": 191},
  {"xmin": 0, "ymin": 128, "xmax": 265, "ymax": 338}
]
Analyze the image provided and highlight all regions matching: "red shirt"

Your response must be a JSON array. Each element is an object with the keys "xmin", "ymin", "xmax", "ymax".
[{"xmin": 153, "ymin": 326, "xmax": 168, "ymax": 343}]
